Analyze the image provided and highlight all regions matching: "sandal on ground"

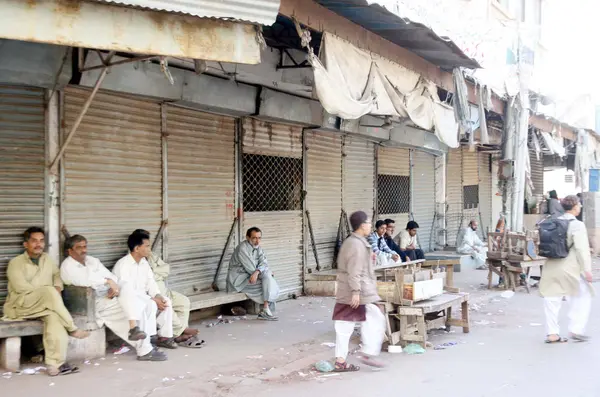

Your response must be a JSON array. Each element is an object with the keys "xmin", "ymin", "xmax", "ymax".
[
  {"xmin": 178, "ymin": 336, "xmax": 206, "ymax": 348},
  {"xmin": 48, "ymin": 363, "xmax": 80, "ymax": 377},
  {"xmin": 333, "ymin": 361, "xmax": 360, "ymax": 372},
  {"xmin": 128, "ymin": 326, "xmax": 147, "ymax": 341},
  {"xmin": 357, "ymin": 355, "xmax": 386, "ymax": 368},
  {"xmin": 544, "ymin": 336, "xmax": 568, "ymax": 344},
  {"xmin": 155, "ymin": 338, "xmax": 178, "ymax": 349},
  {"xmin": 137, "ymin": 348, "xmax": 168, "ymax": 362},
  {"xmin": 569, "ymin": 333, "xmax": 590, "ymax": 342}
]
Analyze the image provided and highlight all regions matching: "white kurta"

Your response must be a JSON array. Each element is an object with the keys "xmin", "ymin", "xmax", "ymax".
[
  {"xmin": 457, "ymin": 227, "xmax": 487, "ymax": 268},
  {"xmin": 60, "ymin": 255, "xmax": 154, "ymax": 356},
  {"xmin": 113, "ymin": 254, "xmax": 174, "ymax": 338}
]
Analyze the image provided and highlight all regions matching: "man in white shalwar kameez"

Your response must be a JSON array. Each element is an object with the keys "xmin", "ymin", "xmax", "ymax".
[
  {"xmin": 113, "ymin": 232, "xmax": 177, "ymax": 349},
  {"xmin": 457, "ymin": 220, "xmax": 487, "ymax": 269},
  {"xmin": 60, "ymin": 235, "xmax": 167, "ymax": 361}
]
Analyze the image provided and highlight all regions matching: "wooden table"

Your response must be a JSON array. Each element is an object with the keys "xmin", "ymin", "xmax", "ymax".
[
  {"xmin": 487, "ymin": 258, "xmax": 546, "ymax": 293},
  {"xmin": 422, "ymin": 259, "xmax": 459, "ymax": 292},
  {"xmin": 382, "ymin": 292, "xmax": 470, "ymax": 347}
]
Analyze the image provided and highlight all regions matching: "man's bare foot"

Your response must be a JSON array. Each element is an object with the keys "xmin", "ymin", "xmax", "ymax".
[
  {"xmin": 183, "ymin": 328, "xmax": 199, "ymax": 336},
  {"xmin": 174, "ymin": 334, "xmax": 192, "ymax": 343},
  {"xmin": 69, "ymin": 329, "xmax": 90, "ymax": 339}
]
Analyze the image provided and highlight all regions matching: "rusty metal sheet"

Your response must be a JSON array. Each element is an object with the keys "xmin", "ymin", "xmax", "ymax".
[
  {"xmin": 92, "ymin": 0, "xmax": 281, "ymax": 25},
  {"xmin": 0, "ymin": 0, "xmax": 261, "ymax": 64},
  {"xmin": 0, "ymin": 85, "xmax": 46, "ymax": 313}
]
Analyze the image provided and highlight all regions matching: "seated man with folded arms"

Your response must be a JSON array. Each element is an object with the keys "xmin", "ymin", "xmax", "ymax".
[
  {"xmin": 382, "ymin": 219, "xmax": 408, "ymax": 262},
  {"xmin": 227, "ymin": 227, "xmax": 280, "ymax": 321},
  {"xmin": 399, "ymin": 221, "xmax": 425, "ymax": 261},
  {"xmin": 132, "ymin": 229, "xmax": 202, "ymax": 348},
  {"xmin": 367, "ymin": 220, "xmax": 401, "ymax": 266},
  {"xmin": 113, "ymin": 232, "xmax": 177, "ymax": 349},
  {"xmin": 3, "ymin": 227, "xmax": 89, "ymax": 376},
  {"xmin": 60, "ymin": 235, "xmax": 167, "ymax": 361}
]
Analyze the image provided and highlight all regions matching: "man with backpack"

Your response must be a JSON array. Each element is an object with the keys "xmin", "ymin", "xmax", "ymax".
[{"xmin": 539, "ymin": 195, "xmax": 594, "ymax": 343}]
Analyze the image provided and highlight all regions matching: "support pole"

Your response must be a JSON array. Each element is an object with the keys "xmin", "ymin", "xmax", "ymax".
[{"xmin": 48, "ymin": 52, "xmax": 115, "ymax": 173}]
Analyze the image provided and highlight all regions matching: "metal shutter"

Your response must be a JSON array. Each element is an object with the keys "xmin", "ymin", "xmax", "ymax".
[
  {"xmin": 478, "ymin": 152, "xmax": 493, "ymax": 236},
  {"xmin": 166, "ymin": 105, "xmax": 236, "ymax": 295},
  {"xmin": 446, "ymin": 148, "xmax": 462, "ymax": 246},
  {"xmin": 306, "ymin": 130, "xmax": 342, "ymax": 271},
  {"xmin": 242, "ymin": 119, "xmax": 303, "ymax": 297},
  {"xmin": 343, "ymin": 136, "xmax": 375, "ymax": 220},
  {"xmin": 529, "ymin": 150, "xmax": 544, "ymax": 207},
  {"xmin": 462, "ymin": 147, "xmax": 480, "ymax": 236},
  {"xmin": 0, "ymin": 85, "xmax": 45, "ymax": 312},
  {"xmin": 63, "ymin": 87, "xmax": 162, "ymax": 266},
  {"xmin": 412, "ymin": 150, "xmax": 436, "ymax": 252},
  {"xmin": 377, "ymin": 146, "xmax": 410, "ymax": 230}
]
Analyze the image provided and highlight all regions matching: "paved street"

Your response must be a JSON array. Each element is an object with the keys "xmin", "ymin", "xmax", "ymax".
[{"xmin": 3, "ymin": 265, "xmax": 600, "ymax": 397}]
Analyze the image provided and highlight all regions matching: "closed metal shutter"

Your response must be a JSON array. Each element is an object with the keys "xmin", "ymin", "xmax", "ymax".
[
  {"xmin": 377, "ymin": 147, "xmax": 410, "ymax": 230},
  {"xmin": 412, "ymin": 150, "xmax": 436, "ymax": 252},
  {"xmin": 166, "ymin": 105, "xmax": 236, "ymax": 295},
  {"xmin": 306, "ymin": 130, "xmax": 342, "ymax": 271},
  {"xmin": 446, "ymin": 148, "xmax": 462, "ymax": 246},
  {"xmin": 343, "ymin": 136, "xmax": 375, "ymax": 220},
  {"xmin": 529, "ymin": 150, "xmax": 544, "ymax": 207},
  {"xmin": 242, "ymin": 119, "xmax": 303, "ymax": 297},
  {"xmin": 478, "ymin": 152, "xmax": 493, "ymax": 235},
  {"xmin": 462, "ymin": 147, "xmax": 480, "ymax": 236},
  {"xmin": 0, "ymin": 85, "xmax": 45, "ymax": 312},
  {"xmin": 63, "ymin": 87, "xmax": 162, "ymax": 266}
]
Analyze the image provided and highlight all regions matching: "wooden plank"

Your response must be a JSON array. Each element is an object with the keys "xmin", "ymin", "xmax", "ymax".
[
  {"xmin": 375, "ymin": 259, "xmax": 425, "ymax": 272},
  {"xmin": 461, "ymin": 300, "xmax": 470, "ymax": 333},
  {"xmin": 401, "ymin": 333, "xmax": 426, "ymax": 342},
  {"xmin": 398, "ymin": 307, "xmax": 423, "ymax": 316},
  {"xmin": 189, "ymin": 292, "xmax": 248, "ymax": 311},
  {"xmin": 426, "ymin": 316, "xmax": 446, "ymax": 331},
  {"xmin": 444, "ymin": 286, "xmax": 461, "ymax": 293},
  {"xmin": 447, "ymin": 319, "xmax": 466, "ymax": 327},
  {"xmin": 0, "ymin": 320, "xmax": 44, "ymax": 338}
]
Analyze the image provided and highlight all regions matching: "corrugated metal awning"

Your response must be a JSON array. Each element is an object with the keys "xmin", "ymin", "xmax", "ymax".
[
  {"xmin": 313, "ymin": 0, "xmax": 479, "ymax": 70},
  {"xmin": 92, "ymin": 0, "xmax": 281, "ymax": 25}
]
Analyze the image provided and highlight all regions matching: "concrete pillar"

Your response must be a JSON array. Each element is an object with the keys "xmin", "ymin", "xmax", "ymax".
[
  {"xmin": 435, "ymin": 153, "xmax": 447, "ymax": 248},
  {"xmin": 0, "ymin": 337, "xmax": 21, "ymax": 372}
]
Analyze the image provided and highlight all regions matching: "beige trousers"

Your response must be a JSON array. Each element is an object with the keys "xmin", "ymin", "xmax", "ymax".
[{"xmin": 11, "ymin": 286, "xmax": 77, "ymax": 368}]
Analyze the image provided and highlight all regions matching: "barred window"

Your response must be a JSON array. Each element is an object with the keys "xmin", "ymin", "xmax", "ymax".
[
  {"xmin": 463, "ymin": 185, "xmax": 479, "ymax": 209},
  {"xmin": 377, "ymin": 174, "xmax": 410, "ymax": 214},
  {"xmin": 243, "ymin": 154, "xmax": 303, "ymax": 212}
]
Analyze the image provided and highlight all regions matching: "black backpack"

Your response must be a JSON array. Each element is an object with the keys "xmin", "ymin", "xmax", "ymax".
[{"xmin": 538, "ymin": 218, "xmax": 573, "ymax": 258}]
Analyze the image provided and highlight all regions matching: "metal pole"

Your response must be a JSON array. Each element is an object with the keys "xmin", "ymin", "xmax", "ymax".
[
  {"xmin": 48, "ymin": 55, "xmax": 113, "ymax": 172},
  {"xmin": 160, "ymin": 103, "xmax": 169, "ymax": 260}
]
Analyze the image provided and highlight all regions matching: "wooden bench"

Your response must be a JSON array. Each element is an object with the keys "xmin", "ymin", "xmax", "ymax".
[
  {"xmin": 0, "ymin": 286, "xmax": 106, "ymax": 371},
  {"xmin": 189, "ymin": 292, "xmax": 250, "ymax": 311},
  {"xmin": 384, "ymin": 292, "xmax": 470, "ymax": 347}
]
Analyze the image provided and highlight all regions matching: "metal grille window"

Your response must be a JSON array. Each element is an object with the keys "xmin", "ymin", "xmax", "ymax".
[
  {"xmin": 463, "ymin": 185, "xmax": 479, "ymax": 209},
  {"xmin": 243, "ymin": 153, "xmax": 303, "ymax": 212},
  {"xmin": 565, "ymin": 174, "xmax": 574, "ymax": 183},
  {"xmin": 377, "ymin": 174, "xmax": 410, "ymax": 214}
]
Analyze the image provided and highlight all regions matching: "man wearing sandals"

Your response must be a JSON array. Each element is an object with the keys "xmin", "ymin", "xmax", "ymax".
[
  {"xmin": 333, "ymin": 211, "xmax": 386, "ymax": 371},
  {"xmin": 540, "ymin": 195, "xmax": 594, "ymax": 343},
  {"xmin": 61, "ymin": 235, "xmax": 167, "ymax": 361},
  {"xmin": 113, "ymin": 232, "xmax": 177, "ymax": 350},
  {"xmin": 3, "ymin": 227, "xmax": 90, "ymax": 376},
  {"xmin": 132, "ymin": 229, "xmax": 203, "ymax": 349},
  {"xmin": 227, "ymin": 227, "xmax": 280, "ymax": 321}
]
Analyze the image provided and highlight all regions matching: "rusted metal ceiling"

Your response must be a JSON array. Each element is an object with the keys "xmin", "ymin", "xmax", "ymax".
[
  {"xmin": 313, "ymin": 0, "xmax": 480, "ymax": 70},
  {"xmin": 91, "ymin": 0, "xmax": 281, "ymax": 25}
]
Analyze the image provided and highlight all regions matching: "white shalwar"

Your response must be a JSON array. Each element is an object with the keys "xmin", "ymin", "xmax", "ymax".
[
  {"xmin": 544, "ymin": 278, "xmax": 592, "ymax": 337},
  {"xmin": 60, "ymin": 255, "xmax": 154, "ymax": 356},
  {"xmin": 334, "ymin": 304, "xmax": 385, "ymax": 360},
  {"xmin": 457, "ymin": 227, "xmax": 488, "ymax": 268},
  {"xmin": 113, "ymin": 254, "xmax": 174, "ymax": 339}
]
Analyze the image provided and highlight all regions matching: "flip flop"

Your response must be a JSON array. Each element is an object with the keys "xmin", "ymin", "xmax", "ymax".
[
  {"xmin": 570, "ymin": 334, "xmax": 590, "ymax": 342},
  {"xmin": 178, "ymin": 336, "xmax": 206, "ymax": 348},
  {"xmin": 333, "ymin": 362, "xmax": 360, "ymax": 372},
  {"xmin": 544, "ymin": 337, "xmax": 568, "ymax": 344},
  {"xmin": 155, "ymin": 338, "xmax": 178, "ymax": 349}
]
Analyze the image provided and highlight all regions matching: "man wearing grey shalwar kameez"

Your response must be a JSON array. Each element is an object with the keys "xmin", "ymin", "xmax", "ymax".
[{"xmin": 227, "ymin": 227, "xmax": 280, "ymax": 321}]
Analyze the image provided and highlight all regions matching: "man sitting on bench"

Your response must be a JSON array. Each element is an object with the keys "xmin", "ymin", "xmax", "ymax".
[
  {"xmin": 132, "ymin": 229, "xmax": 202, "ymax": 348},
  {"xmin": 368, "ymin": 220, "xmax": 401, "ymax": 266},
  {"xmin": 3, "ymin": 227, "xmax": 89, "ymax": 376},
  {"xmin": 399, "ymin": 221, "xmax": 425, "ymax": 261},
  {"xmin": 60, "ymin": 234, "xmax": 167, "ymax": 362},
  {"xmin": 113, "ymin": 232, "xmax": 177, "ymax": 349},
  {"xmin": 383, "ymin": 219, "xmax": 408, "ymax": 262},
  {"xmin": 227, "ymin": 227, "xmax": 280, "ymax": 321}
]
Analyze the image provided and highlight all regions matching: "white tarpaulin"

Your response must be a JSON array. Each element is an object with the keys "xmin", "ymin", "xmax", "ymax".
[{"xmin": 310, "ymin": 32, "xmax": 459, "ymax": 148}]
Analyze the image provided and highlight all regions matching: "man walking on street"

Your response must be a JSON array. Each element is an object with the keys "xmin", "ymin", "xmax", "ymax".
[
  {"xmin": 332, "ymin": 211, "xmax": 386, "ymax": 372},
  {"xmin": 540, "ymin": 195, "xmax": 594, "ymax": 343}
]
